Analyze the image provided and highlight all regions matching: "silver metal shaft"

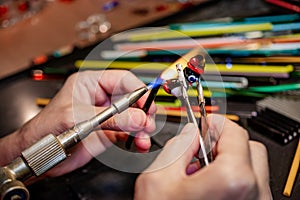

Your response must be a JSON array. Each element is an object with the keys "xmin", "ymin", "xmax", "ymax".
[
  {"xmin": 58, "ymin": 86, "xmax": 148, "ymax": 149},
  {"xmin": 197, "ymin": 79, "xmax": 214, "ymax": 163},
  {"xmin": 176, "ymin": 63, "xmax": 209, "ymax": 166}
]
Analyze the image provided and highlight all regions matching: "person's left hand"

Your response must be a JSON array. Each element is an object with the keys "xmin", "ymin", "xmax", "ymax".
[
  {"xmin": 134, "ymin": 115, "xmax": 271, "ymax": 200},
  {"xmin": 0, "ymin": 70, "xmax": 156, "ymax": 177}
]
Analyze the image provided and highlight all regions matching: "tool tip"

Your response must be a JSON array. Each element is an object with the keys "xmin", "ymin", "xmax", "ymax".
[{"xmin": 147, "ymin": 77, "xmax": 164, "ymax": 90}]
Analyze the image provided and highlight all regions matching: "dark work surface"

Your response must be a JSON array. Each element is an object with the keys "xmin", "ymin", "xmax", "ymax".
[{"xmin": 0, "ymin": 0, "xmax": 300, "ymax": 199}]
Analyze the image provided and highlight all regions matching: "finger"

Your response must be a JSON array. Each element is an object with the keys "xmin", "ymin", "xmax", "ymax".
[
  {"xmin": 133, "ymin": 92, "xmax": 157, "ymax": 115},
  {"xmin": 209, "ymin": 114, "xmax": 252, "ymax": 166},
  {"xmin": 71, "ymin": 70, "xmax": 157, "ymax": 119},
  {"xmin": 145, "ymin": 123, "xmax": 199, "ymax": 173},
  {"xmin": 100, "ymin": 107, "xmax": 155, "ymax": 132},
  {"xmin": 70, "ymin": 70, "xmax": 147, "ymax": 106},
  {"xmin": 249, "ymin": 141, "xmax": 272, "ymax": 200},
  {"xmin": 103, "ymin": 130, "xmax": 129, "ymax": 143},
  {"xmin": 134, "ymin": 131, "xmax": 151, "ymax": 153},
  {"xmin": 99, "ymin": 70, "xmax": 145, "ymax": 95},
  {"xmin": 186, "ymin": 160, "xmax": 201, "ymax": 175},
  {"xmin": 143, "ymin": 114, "xmax": 156, "ymax": 133},
  {"xmin": 182, "ymin": 115, "xmax": 257, "ymax": 199},
  {"xmin": 70, "ymin": 71, "xmax": 110, "ymax": 105},
  {"xmin": 98, "ymin": 70, "xmax": 158, "ymax": 112}
]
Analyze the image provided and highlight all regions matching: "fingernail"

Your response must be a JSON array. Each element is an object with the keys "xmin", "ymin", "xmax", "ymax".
[{"xmin": 130, "ymin": 110, "xmax": 147, "ymax": 129}]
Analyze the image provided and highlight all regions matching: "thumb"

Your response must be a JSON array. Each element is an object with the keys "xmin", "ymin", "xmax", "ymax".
[
  {"xmin": 145, "ymin": 123, "xmax": 200, "ymax": 173},
  {"xmin": 100, "ymin": 108, "xmax": 148, "ymax": 132}
]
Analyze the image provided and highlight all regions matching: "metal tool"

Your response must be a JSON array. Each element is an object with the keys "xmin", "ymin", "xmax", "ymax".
[
  {"xmin": 125, "ymin": 77, "xmax": 163, "ymax": 149},
  {"xmin": 176, "ymin": 63, "xmax": 210, "ymax": 166},
  {"xmin": 189, "ymin": 55, "xmax": 214, "ymax": 164},
  {"xmin": 0, "ymin": 86, "xmax": 149, "ymax": 200},
  {"xmin": 155, "ymin": 51, "xmax": 214, "ymax": 166},
  {"xmin": 182, "ymin": 54, "xmax": 214, "ymax": 165},
  {"xmin": 196, "ymin": 76, "xmax": 214, "ymax": 164}
]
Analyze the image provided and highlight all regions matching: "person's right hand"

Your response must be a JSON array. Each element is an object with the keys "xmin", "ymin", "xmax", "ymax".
[
  {"xmin": 0, "ymin": 70, "xmax": 156, "ymax": 178},
  {"xmin": 135, "ymin": 114, "xmax": 271, "ymax": 200}
]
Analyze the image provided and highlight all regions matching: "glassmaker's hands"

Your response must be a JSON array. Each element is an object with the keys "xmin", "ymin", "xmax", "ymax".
[
  {"xmin": 0, "ymin": 70, "xmax": 271, "ymax": 200},
  {"xmin": 135, "ymin": 114, "xmax": 271, "ymax": 200},
  {"xmin": 0, "ymin": 70, "xmax": 156, "ymax": 177}
]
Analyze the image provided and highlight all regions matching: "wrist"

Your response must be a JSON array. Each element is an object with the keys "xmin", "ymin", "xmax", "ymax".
[
  {"xmin": 0, "ymin": 118, "xmax": 39, "ymax": 166},
  {"xmin": 0, "ymin": 129, "xmax": 23, "ymax": 166}
]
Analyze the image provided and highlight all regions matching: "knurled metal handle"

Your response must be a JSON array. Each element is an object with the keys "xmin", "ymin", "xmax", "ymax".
[{"xmin": 21, "ymin": 134, "xmax": 67, "ymax": 176}]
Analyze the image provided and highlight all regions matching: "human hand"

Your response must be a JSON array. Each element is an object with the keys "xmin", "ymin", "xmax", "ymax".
[
  {"xmin": 135, "ymin": 114, "xmax": 271, "ymax": 200},
  {"xmin": 0, "ymin": 70, "xmax": 156, "ymax": 177}
]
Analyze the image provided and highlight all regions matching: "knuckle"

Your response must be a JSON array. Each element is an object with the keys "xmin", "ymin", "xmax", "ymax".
[
  {"xmin": 103, "ymin": 117, "xmax": 117, "ymax": 130},
  {"xmin": 125, "ymin": 109, "xmax": 146, "ymax": 129},
  {"xmin": 58, "ymin": 105, "xmax": 75, "ymax": 129}
]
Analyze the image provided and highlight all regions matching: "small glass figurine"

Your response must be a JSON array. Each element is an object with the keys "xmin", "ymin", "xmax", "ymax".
[{"xmin": 163, "ymin": 54, "xmax": 214, "ymax": 166}]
